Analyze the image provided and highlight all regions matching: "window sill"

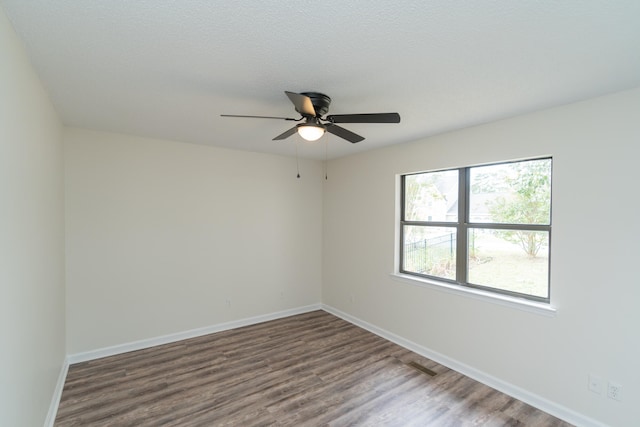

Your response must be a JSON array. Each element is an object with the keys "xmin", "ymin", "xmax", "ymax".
[{"xmin": 389, "ymin": 273, "xmax": 557, "ymax": 317}]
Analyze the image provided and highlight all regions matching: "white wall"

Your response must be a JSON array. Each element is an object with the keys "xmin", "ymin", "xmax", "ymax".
[
  {"xmin": 0, "ymin": 7, "xmax": 66, "ymax": 427},
  {"xmin": 4, "ymin": 3, "xmax": 636, "ymax": 423},
  {"xmin": 64, "ymin": 129, "xmax": 323, "ymax": 354},
  {"xmin": 323, "ymin": 88, "xmax": 640, "ymax": 426}
]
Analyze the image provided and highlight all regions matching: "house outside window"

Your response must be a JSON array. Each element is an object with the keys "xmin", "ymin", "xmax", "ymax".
[{"xmin": 400, "ymin": 158, "xmax": 552, "ymax": 303}]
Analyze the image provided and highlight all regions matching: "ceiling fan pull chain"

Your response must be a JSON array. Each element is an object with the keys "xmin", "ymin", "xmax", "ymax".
[
  {"xmin": 324, "ymin": 139, "xmax": 328, "ymax": 180},
  {"xmin": 296, "ymin": 140, "xmax": 301, "ymax": 179}
]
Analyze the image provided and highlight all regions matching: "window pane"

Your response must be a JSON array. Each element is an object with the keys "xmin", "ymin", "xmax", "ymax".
[
  {"xmin": 403, "ymin": 226, "xmax": 456, "ymax": 280},
  {"xmin": 467, "ymin": 228, "xmax": 549, "ymax": 298},
  {"xmin": 469, "ymin": 159, "xmax": 551, "ymax": 225},
  {"xmin": 404, "ymin": 170, "xmax": 458, "ymax": 222}
]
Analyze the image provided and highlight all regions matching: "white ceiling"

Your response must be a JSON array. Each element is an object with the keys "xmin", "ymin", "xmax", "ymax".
[{"xmin": 3, "ymin": 1, "xmax": 640, "ymax": 160}]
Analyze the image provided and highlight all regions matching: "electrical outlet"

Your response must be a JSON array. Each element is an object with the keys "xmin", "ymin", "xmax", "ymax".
[
  {"xmin": 225, "ymin": 298, "xmax": 231, "ymax": 307},
  {"xmin": 588, "ymin": 374, "xmax": 602, "ymax": 394},
  {"xmin": 607, "ymin": 382, "xmax": 623, "ymax": 401}
]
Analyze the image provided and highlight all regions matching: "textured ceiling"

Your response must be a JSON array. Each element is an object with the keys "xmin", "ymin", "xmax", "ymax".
[{"xmin": 3, "ymin": 1, "xmax": 640, "ymax": 159}]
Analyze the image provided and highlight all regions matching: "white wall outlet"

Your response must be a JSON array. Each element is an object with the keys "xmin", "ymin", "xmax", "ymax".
[
  {"xmin": 607, "ymin": 382, "xmax": 623, "ymax": 401},
  {"xmin": 588, "ymin": 374, "xmax": 602, "ymax": 394},
  {"xmin": 225, "ymin": 298, "xmax": 231, "ymax": 307}
]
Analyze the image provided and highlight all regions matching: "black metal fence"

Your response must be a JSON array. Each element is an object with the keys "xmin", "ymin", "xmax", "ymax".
[{"xmin": 404, "ymin": 233, "xmax": 455, "ymax": 275}]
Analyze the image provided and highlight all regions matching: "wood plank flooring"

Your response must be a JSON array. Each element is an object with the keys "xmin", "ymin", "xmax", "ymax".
[{"xmin": 55, "ymin": 311, "xmax": 573, "ymax": 426}]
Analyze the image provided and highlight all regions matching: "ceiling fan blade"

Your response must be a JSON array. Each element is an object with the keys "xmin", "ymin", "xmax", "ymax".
[
  {"xmin": 273, "ymin": 127, "xmax": 298, "ymax": 140},
  {"xmin": 325, "ymin": 112, "xmax": 401, "ymax": 124},
  {"xmin": 326, "ymin": 124, "xmax": 365, "ymax": 143},
  {"xmin": 221, "ymin": 114, "xmax": 298, "ymax": 121},
  {"xmin": 285, "ymin": 91, "xmax": 316, "ymax": 117}
]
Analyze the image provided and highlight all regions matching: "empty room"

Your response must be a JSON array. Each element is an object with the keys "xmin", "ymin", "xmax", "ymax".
[{"xmin": 1, "ymin": 1, "xmax": 639, "ymax": 426}]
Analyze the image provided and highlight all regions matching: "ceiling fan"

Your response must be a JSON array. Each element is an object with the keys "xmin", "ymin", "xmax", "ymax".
[{"xmin": 221, "ymin": 91, "xmax": 400, "ymax": 143}]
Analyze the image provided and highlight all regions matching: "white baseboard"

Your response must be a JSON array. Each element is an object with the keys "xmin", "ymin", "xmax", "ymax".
[
  {"xmin": 67, "ymin": 304, "xmax": 322, "ymax": 364},
  {"xmin": 57, "ymin": 303, "xmax": 604, "ymax": 427},
  {"xmin": 44, "ymin": 357, "xmax": 69, "ymax": 427},
  {"xmin": 321, "ymin": 304, "xmax": 607, "ymax": 427}
]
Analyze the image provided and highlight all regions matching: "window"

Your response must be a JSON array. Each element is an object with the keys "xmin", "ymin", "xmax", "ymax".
[{"xmin": 400, "ymin": 158, "xmax": 552, "ymax": 303}]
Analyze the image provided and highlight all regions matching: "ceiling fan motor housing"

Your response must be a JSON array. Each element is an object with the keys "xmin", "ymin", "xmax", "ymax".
[{"xmin": 300, "ymin": 92, "xmax": 331, "ymax": 117}]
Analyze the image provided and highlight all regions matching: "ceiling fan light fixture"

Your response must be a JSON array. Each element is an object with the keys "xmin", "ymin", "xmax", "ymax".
[{"xmin": 297, "ymin": 123, "xmax": 326, "ymax": 142}]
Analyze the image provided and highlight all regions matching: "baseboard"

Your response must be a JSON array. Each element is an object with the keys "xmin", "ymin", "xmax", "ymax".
[
  {"xmin": 321, "ymin": 304, "xmax": 607, "ymax": 427},
  {"xmin": 44, "ymin": 357, "xmax": 69, "ymax": 427},
  {"xmin": 67, "ymin": 304, "xmax": 322, "ymax": 365},
  {"xmin": 59, "ymin": 303, "xmax": 603, "ymax": 426}
]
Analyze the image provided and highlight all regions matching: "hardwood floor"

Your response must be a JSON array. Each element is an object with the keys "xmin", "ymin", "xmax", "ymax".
[{"xmin": 55, "ymin": 311, "xmax": 573, "ymax": 426}]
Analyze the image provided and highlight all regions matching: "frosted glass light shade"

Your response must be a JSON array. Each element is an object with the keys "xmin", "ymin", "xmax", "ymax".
[{"xmin": 297, "ymin": 124, "xmax": 325, "ymax": 141}]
